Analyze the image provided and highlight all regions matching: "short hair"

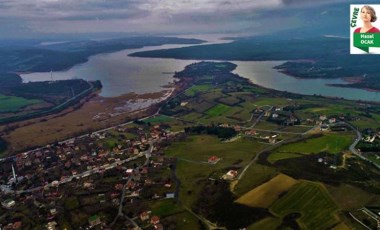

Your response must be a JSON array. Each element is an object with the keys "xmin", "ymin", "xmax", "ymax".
[{"xmin": 362, "ymin": 5, "xmax": 377, "ymax": 22}]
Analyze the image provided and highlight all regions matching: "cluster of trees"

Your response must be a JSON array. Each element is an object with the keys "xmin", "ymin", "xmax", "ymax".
[
  {"xmin": 184, "ymin": 125, "xmax": 237, "ymax": 139},
  {"xmin": 0, "ymin": 73, "xmax": 22, "ymax": 89},
  {"xmin": 193, "ymin": 180, "xmax": 269, "ymax": 229},
  {"xmin": 0, "ymin": 80, "xmax": 102, "ymax": 124},
  {"xmin": 357, "ymin": 140, "xmax": 380, "ymax": 152}
]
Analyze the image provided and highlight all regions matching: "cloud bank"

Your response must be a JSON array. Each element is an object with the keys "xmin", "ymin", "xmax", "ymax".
[{"xmin": 0, "ymin": 0, "xmax": 347, "ymax": 38}]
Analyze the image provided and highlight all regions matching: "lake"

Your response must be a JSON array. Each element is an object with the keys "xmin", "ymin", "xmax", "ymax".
[{"xmin": 21, "ymin": 35, "xmax": 380, "ymax": 102}]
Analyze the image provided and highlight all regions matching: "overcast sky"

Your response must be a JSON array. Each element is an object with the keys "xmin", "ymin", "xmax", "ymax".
[{"xmin": 0, "ymin": 0, "xmax": 351, "ymax": 39}]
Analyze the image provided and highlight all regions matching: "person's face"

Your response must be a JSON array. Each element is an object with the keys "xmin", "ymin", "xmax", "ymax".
[{"xmin": 361, "ymin": 7, "xmax": 372, "ymax": 22}]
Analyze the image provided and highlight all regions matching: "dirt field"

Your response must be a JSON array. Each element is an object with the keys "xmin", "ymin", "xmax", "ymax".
[
  {"xmin": 0, "ymin": 90, "xmax": 171, "ymax": 154},
  {"xmin": 235, "ymin": 174, "xmax": 298, "ymax": 208}
]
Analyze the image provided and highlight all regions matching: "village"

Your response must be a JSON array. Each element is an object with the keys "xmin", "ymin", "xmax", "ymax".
[
  {"xmin": 0, "ymin": 122, "xmax": 184, "ymax": 229},
  {"xmin": 1, "ymin": 98, "xmax": 380, "ymax": 229}
]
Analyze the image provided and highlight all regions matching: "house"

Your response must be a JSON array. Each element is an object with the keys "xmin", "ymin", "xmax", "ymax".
[
  {"xmin": 127, "ymin": 180, "xmax": 136, "ymax": 190},
  {"xmin": 1, "ymin": 199, "xmax": 15, "ymax": 209},
  {"xmin": 50, "ymin": 208, "xmax": 58, "ymax": 215},
  {"xmin": 126, "ymin": 169, "xmax": 134, "ymax": 175},
  {"xmin": 154, "ymin": 224, "xmax": 164, "ymax": 230},
  {"xmin": 223, "ymin": 170, "xmax": 238, "ymax": 180},
  {"xmin": 234, "ymin": 125, "xmax": 241, "ymax": 132},
  {"xmin": 46, "ymin": 221, "xmax": 57, "ymax": 230},
  {"xmin": 140, "ymin": 211, "xmax": 150, "ymax": 221},
  {"xmin": 150, "ymin": 216, "xmax": 160, "ymax": 225},
  {"xmin": 140, "ymin": 167, "xmax": 149, "ymax": 175},
  {"xmin": 166, "ymin": 193, "xmax": 175, "ymax": 199},
  {"xmin": 319, "ymin": 115, "xmax": 327, "ymax": 121},
  {"xmin": 145, "ymin": 179, "xmax": 153, "ymax": 186},
  {"xmin": 329, "ymin": 118, "xmax": 336, "ymax": 124},
  {"xmin": 88, "ymin": 215, "xmax": 101, "ymax": 228},
  {"xmin": 3, "ymin": 221, "xmax": 22, "ymax": 230},
  {"xmin": 321, "ymin": 124, "xmax": 329, "ymax": 131},
  {"xmin": 208, "ymin": 156, "xmax": 220, "ymax": 164},
  {"xmin": 115, "ymin": 184, "xmax": 124, "ymax": 190}
]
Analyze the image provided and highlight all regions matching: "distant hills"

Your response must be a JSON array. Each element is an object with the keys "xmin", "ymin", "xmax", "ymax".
[{"xmin": 0, "ymin": 36, "xmax": 205, "ymax": 73}]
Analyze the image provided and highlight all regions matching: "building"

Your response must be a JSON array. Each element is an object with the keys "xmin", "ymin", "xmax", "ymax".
[
  {"xmin": 140, "ymin": 211, "xmax": 150, "ymax": 221},
  {"xmin": 88, "ymin": 215, "xmax": 101, "ymax": 228},
  {"xmin": 222, "ymin": 170, "xmax": 238, "ymax": 180},
  {"xmin": 208, "ymin": 156, "xmax": 220, "ymax": 164},
  {"xmin": 150, "ymin": 216, "xmax": 160, "ymax": 225},
  {"xmin": 166, "ymin": 193, "xmax": 175, "ymax": 199},
  {"xmin": 154, "ymin": 224, "xmax": 164, "ymax": 230},
  {"xmin": 1, "ymin": 199, "xmax": 15, "ymax": 209},
  {"xmin": 46, "ymin": 221, "xmax": 57, "ymax": 230}
]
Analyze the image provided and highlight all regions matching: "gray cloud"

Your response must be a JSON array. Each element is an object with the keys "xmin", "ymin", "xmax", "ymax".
[{"xmin": 0, "ymin": 0, "xmax": 347, "ymax": 38}]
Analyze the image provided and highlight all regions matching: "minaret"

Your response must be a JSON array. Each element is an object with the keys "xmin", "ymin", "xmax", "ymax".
[{"xmin": 11, "ymin": 164, "xmax": 17, "ymax": 183}]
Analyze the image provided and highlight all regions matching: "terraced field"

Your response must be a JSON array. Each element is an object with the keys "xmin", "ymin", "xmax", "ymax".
[
  {"xmin": 236, "ymin": 174, "xmax": 298, "ymax": 208},
  {"xmin": 270, "ymin": 181, "xmax": 340, "ymax": 230}
]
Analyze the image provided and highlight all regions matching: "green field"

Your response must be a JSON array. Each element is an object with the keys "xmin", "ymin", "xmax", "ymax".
[
  {"xmin": 166, "ymin": 135, "xmax": 266, "ymax": 163},
  {"xmin": 218, "ymin": 96, "xmax": 241, "ymax": 106},
  {"xmin": 184, "ymin": 84, "xmax": 212, "ymax": 97},
  {"xmin": 205, "ymin": 104, "xmax": 231, "ymax": 117},
  {"xmin": 253, "ymin": 97, "xmax": 290, "ymax": 107},
  {"xmin": 267, "ymin": 133, "xmax": 354, "ymax": 163},
  {"xmin": 165, "ymin": 135, "xmax": 267, "ymax": 207},
  {"xmin": 234, "ymin": 164, "xmax": 278, "ymax": 196},
  {"xmin": 268, "ymin": 152, "xmax": 304, "ymax": 164},
  {"xmin": 301, "ymin": 105, "xmax": 357, "ymax": 117},
  {"xmin": 143, "ymin": 115, "xmax": 174, "ymax": 123},
  {"xmin": 0, "ymin": 94, "xmax": 41, "ymax": 112},
  {"xmin": 277, "ymin": 133, "xmax": 353, "ymax": 154},
  {"xmin": 351, "ymin": 115, "xmax": 380, "ymax": 130},
  {"xmin": 270, "ymin": 181, "xmax": 340, "ymax": 230},
  {"xmin": 150, "ymin": 199, "xmax": 182, "ymax": 217}
]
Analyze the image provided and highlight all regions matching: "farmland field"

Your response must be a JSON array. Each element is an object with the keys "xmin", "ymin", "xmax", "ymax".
[
  {"xmin": 270, "ymin": 181, "xmax": 340, "ymax": 230},
  {"xmin": 143, "ymin": 115, "xmax": 174, "ymax": 123},
  {"xmin": 184, "ymin": 84, "xmax": 212, "ymax": 97},
  {"xmin": 0, "ymin": 94, "xmax": 42, "ymax": 113},
  {"xmin": 233, "ymin": 164, "xmax": 278, "ymax": 196},
  {"xmin": 272, "ymin": 133, "xmax": 354, "ymax": 155},
  {"xmin": 268, "ymin": 152, "xmax": 303, "ymax": 164},
  {"xmin": 236, "ymin": 174, "xmax": 298, "ymax": 208},
  {"xmin": 165, "ymin": 135, "xmax": 266, "ymax": 164},
  {"xmin": 165, "ymin": 135, "xmax": 267, "ymax": 207},
  {"xmin": 205, "ymin": 104, "xmax": 231, "ymax": 117},
  {"xmin": 218, "ymin": 96, "xmax": 241, "ymax": 106},
  {"xmin": 253, "ymin": 97, "xmax": 291, "ymax": 107}
]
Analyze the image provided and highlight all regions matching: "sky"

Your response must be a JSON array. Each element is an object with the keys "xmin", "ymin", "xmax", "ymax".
[{"xmin": 0, "ymin": 0, "xmax": 363, "ymax": 39}]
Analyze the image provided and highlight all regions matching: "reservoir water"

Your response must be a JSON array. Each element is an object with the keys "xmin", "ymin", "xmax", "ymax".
[{"xmin": 21, "ymin": 35, "xmax": 380, "ymax": 102}]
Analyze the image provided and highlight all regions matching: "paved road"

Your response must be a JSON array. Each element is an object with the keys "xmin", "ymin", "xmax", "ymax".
[
  {"xmin": 110, "ymin": 144, "xmax": 153, "ymax": 228},
  {"xmin": 344, "ymin": 122, "xmax": 380, "ymax": 170},
  {"xmin": 248, "ymin": 106, "xmax": 273, "ymax": 128}
]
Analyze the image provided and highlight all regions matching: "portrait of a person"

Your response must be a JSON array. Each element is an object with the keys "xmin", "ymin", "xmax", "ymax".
[{"xmin": 354, "ymin": 5, "xmax": 380, "ymax": 33}]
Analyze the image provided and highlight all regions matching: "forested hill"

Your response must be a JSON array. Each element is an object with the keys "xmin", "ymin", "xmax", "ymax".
[
  {"xmin": 0, "ymin": 36, "xmax": 204, "ymax": 73},
  {"xmin": 130, "ymin": 36, "xmax": 380, "ymax": 90}
]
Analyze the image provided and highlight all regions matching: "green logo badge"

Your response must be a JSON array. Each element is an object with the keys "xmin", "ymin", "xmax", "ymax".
[
  {"xmin": 350, "ymin": 4, "xmax": 380, "ymax": 54},
  {"xmin": 353, "ymin": 33, "xmax": 380, "ymax": 52}
]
